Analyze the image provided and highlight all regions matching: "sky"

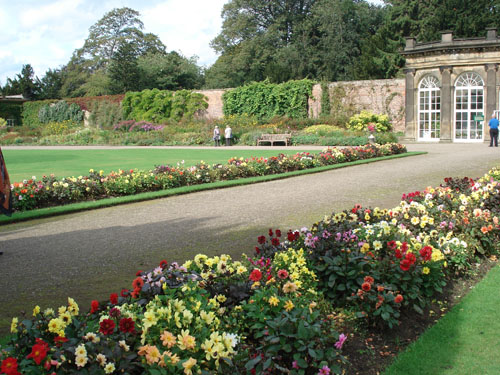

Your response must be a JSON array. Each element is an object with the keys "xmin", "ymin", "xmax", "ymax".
[{"xmin": 0, "ymin": 0, "xmax": 385, "ymax": 86}]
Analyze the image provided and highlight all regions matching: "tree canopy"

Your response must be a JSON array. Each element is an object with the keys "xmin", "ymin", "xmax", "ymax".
[{"xmin": 3, "ymin": 1, "xmax": 500, "ymax": 98}]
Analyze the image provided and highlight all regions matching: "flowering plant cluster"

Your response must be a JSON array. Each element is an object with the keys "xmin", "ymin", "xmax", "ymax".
[
  {"xmin": 3, "ymin": 166, "xmax": 499, "ymax": 374},
  {"xmin": 1, "ymin": 249, "xmax": 347, "ymax": 374},
  {"xmin": 10, "ymin": 143, "xmax": 407, "ymax": 212},
  {"xmin": 346, "ymin": 111, "xmax": 392, "ymax": 133},
  {"xmin": 113, "ymin": 120, "xmax": 165, "ymax": 132},
  {"xmin": 276, "ymin": 168, "xmax": 500, "ymax": 328}
]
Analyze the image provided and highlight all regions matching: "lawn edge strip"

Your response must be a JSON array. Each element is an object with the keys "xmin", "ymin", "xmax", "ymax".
[
  {"xmin": 0, "ymin": 151, "xmax": 425, "ymax": 225},
  {"xmin": 382, "ymin": 263, "xmax": 500, "ymax": 375}
]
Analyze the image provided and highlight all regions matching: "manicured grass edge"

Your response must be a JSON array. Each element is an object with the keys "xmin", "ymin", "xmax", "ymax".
[
  {"xmin": 383, "ymin": 263, "xmax": 500, "ymax": 375},
  {"xmin": 0, "ymin": 151, "xmax": 426, "ymax": 225}
]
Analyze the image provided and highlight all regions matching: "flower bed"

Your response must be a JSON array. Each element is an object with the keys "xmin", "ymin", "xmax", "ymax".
[
  {"xmin": 9, "ymin": 143, "xmax": 407, "ymax": 212},
  {"xmin": 2, "ymin": 165, "xmax": 500, "ymax": 374}
]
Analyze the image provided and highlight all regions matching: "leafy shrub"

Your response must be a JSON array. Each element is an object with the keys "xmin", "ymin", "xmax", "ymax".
[
  {"xmin": 291, "ymin": 134, "xmax": 320, "ymax": 145},
  {"xmin": 347, "ymin": 111, "xmax": 392, "ymax": 132},
  {"xmin": 38, "ymin": 101, "xmax": 84, "ymax": 124},
  {"xmin": 223, "ymin": 79, "xmax": 314, "ymax": 120},
  {"xmin": 122, "ymin": 89, "xmax": 208, "ymax": 123},
  {"xmin": 21, "ymin": 100, "xmax": 57, "ymax": 127},
  {"xmin": 0, "ymin": 117, "xmax": 7, "ymax": 128},
  {"xmin": 88, "ymin": 100, "xmax": 124, "ymax": 129},
  {"xmin": 303, "ymin": 125, "xmax": 341, "ymax": 136}
]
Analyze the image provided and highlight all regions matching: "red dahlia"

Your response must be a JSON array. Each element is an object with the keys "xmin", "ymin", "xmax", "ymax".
[
  {"xmin": 361, "ymin": 282, "xmax": 371, "ymax": 292},
  {"xmin": 119, "ymin": 317, "xmax": 136, "ymax": 333},
  {"xmin": 90, "ymin": 300, "xmax": 99, "ymax": 314},
  {"xmin": 99, "ymin": 319, "xmax": 116, "ymax": 335},
  {"xmin": 110, "ymin": 293, "xmax": 118, "ymax": 305},
  {"xmin": 249, "ymin": 269, "xmax": 263, "ymax": 282},
  {"xmin": 27, "ymin": 342, "xmax": 48, "ymax": 365},
  {"xmin": 419, "ymin": 246, "xmax": 432, "ymax": 262},
  {"xmin": 1, "ymin": 357, "xmax": 20, "ymax": 375},
  {"xmin": 132, "ymin": 277, "xmax": 144, "ymax": 290},
  {"xmin": 364, "ymin": 276, "xmax": 374, "ymax": 284}
]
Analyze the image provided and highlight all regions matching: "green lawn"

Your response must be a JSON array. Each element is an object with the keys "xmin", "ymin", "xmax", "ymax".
[
  {"xmin": 2, "ymin": 148, "xmax": 319, "ymax": 182},
  {"xmin": 384, "ymin": 264, "xmax": 500, "ymax": 375}
]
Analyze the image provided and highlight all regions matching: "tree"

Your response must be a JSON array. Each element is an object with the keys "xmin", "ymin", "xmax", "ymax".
[
  {"xmin": 60, "ymin": 7, "xmax": 169, "ymax": 97},
  {"xmin": 137, "ymin": 52, "xmax": 204, "ymax": 91},
  {"xmin": 206, "ymin": 0, "xmax": 386, "ymax": 87},
  {"xmin": 38, "ymin": 68, "xmax": 63, "ymax": 99},
  {"xmin": 1, "ymin": 64, "xmax": 40, "ymax": 99},
  {"xmin": 108, "ymin": 42, "xmax": 142, "ymax": 94},
  {"xmin": 77, "ymin": 7, "xmax": 165, "ymax": 70},
  {"xmin": 355, "ymin": 0, "xmax": 500, "ymax": 79}
]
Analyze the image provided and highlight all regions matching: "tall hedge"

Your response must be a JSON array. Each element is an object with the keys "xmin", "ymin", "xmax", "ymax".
[
  {"xmin": 222, "ymin": 79, "xmax": 315, "ymax": 120},
  {"xmin": 122, "ymin": 89, "xmax": 208, "ymax": 123},
  {"xmin": 22, "ymin": 100, "xmax": 57, "ymax": 128}
]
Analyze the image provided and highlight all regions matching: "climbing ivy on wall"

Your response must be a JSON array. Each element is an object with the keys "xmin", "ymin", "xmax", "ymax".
[
  {"xmin": 122, "ymin": 89, "xmax": 208, "ymax": 123},
  {"xmin": 222, "ymin": 79, "xmax": 314, "ymax": 120},
  {"xmin": 0, "ymin": 102, "xmax": 23, "ymax": 126}
]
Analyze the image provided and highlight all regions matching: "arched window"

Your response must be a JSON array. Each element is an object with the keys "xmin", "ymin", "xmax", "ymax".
[
  {"xmin": 418, "ymin": 76, "xmax": 441, "ymax": 140},
  {"xmin": 455, "ymin": 72, "xmax": 484, "ymax": 141}
]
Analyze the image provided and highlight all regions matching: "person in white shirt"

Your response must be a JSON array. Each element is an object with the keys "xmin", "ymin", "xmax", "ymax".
[{"xmin": 225, "ymin": 125, "xmax": 232, "ymax": 146}]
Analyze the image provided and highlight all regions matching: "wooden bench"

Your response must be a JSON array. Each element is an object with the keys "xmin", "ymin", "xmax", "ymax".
[{"xmin": 257, "ymin": 133, "xmax": 292, "ymax": 146}]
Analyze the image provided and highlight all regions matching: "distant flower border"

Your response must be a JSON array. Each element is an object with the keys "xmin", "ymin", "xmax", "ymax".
[{"xmin": 10, "ymin": 143, "xmax": 407, "ymax": 212}]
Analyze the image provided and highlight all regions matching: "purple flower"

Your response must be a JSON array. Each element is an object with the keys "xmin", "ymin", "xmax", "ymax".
[
  {"xmin": 318, "ymin": 365, "xmax": 331, "ymax": 375},
  {"xmin": 335, "ymin": 333, "xmax": 347, "ymax": 350},
  {"xmin": 292, "ymin": 360, "xmax": 299, "ymax": 369}
]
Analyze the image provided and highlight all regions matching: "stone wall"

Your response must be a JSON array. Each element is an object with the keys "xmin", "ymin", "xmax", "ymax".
[
  {"xmin": 194, "ymin": 89, "xmax": 226, "ymax": 119},
  {"xmin": 308, "ymin": 79, "xmax": 406, "ymax": 132},
  {"xmin": 195, "ymin": 79, "xmax": 406, "ymax": 132}
]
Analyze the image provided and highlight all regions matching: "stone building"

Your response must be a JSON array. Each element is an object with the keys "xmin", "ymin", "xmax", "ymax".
[{"xmin": 403, "ymin": 28, "xmax": 500, "ymax": 143}]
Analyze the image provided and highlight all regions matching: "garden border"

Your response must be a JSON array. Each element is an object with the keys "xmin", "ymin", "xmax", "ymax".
[{"xmin": 0, "ymin": 151, "xmax": 425, "ymax": 225}]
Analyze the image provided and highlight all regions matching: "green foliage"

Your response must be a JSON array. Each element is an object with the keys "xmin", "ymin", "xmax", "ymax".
[
  {"xmin": 0, "ymin": 101, "xmax": 23, "ymax": 126},
  {"xmin": 320, "ymin": 82, "xmax": 331, "ymax": 116},
  {"xmin": 88, "ymin": 100, "xmax": 124, "ymax": 129},
  {"xmin": 38, "ymin": 101, "xmax": 84, "ymax": 124},
  {"xmin": 206, "ymin": 0, "xmax": 386, "ymax": 87},
  {"xmin": 0, "ymin": 117, "xmax": 6, "ymax": 128},
  {"xmin": 347, "ymin": 111, "xmax": 392, "ymax": 132},
  {"xmin": 303, "ymin": 125, "xmax": 340, "ymax": 136},
  {"xmin": 22, "ymin": 100, "xmax": 57, "ymax": 128},
  {"xmin": 122, "ymin": 89, "xmax": 208, "ymax": 123},
  {"xmin": 223, "ymin": 79, "xmax": 314, "ymax": 120},
  {"xmin": 137, "ymin": 52, "xmax": 204, "ymax": 90}
]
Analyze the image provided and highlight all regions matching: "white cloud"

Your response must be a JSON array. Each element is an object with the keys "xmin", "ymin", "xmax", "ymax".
[
  {"xmin": 0, "ymin": 0, "xmax": 229, "ymax": 84},
  {"xmin": 142, "ymin": 0, "xmax": 227, "ymax": 66}
]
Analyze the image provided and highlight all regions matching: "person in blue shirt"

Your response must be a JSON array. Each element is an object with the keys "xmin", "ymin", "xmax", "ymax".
[{"xmin": 488, "ymin": 113, "xmax": 499, "ymax": 147}]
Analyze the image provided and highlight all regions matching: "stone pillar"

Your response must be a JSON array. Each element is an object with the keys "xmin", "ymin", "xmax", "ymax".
[
  {"xmin": 404, "ymin": 68, "xmax": 416, "ymax": 141},
  {"xmin": 486, "ymin": 64, "xmax": 498, "ymax": 143},
  {"xmin": 439, "ymin": 66, "xmax": 453, "ymax": 143}
]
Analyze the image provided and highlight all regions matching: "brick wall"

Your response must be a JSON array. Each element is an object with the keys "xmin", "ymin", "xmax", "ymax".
[{"xmin": 195, "ymin": 79, "xmax": 406, "ymax": 132}]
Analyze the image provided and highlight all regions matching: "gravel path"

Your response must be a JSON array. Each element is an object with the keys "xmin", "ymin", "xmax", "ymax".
[{"xmin": 0, "ymin": 143, "xmax": 499, "ymax": 332}]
